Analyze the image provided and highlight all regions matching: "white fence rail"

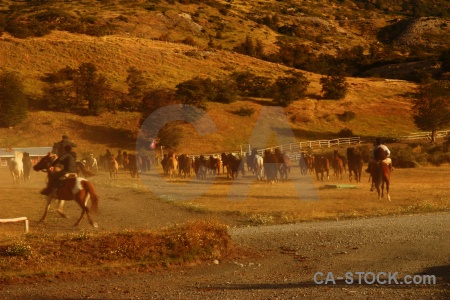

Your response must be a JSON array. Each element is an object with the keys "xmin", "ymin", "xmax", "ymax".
[
  {"xmin": 170, "ymin": 129, "xmax": 450, "ymax": 162},
  {"xmin": 188, "ymin": 137, "xmax": 361, "ymax": 161},
  {"xmin": 396, "ymin": 130, "xmax": 450, "ymax": 141}
]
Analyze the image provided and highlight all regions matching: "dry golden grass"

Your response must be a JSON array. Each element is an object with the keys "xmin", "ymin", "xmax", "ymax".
[{"xmin": 169, "ymin": 165, "xmax": 450, "ymax": 224}]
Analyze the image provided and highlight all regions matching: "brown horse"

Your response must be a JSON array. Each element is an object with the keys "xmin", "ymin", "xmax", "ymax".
[
  {"xmin": 299, "ymin": 153, "xmax": 308, "ymax": 175},
  {"xmin": 333, "ymin": 150, "xmax": 345, "ymax": 180},
  {"xmin": 314, "ymin": 155, "xmax": 330, "ymax": 181},
  {"xmin": 22, "ymin": 152, "xmax": 33, "ymax": 182},
  {"xmin": 128, "ymin": 153, "xmax": 140, "ymax": 178},
  {"xmin": 369, "ymin": 147, "xmax": 391, "ymax": 201},
  {"xmin": 33, "ymin": 153, "xmax": 100, "ymax": 227},
  {"xmin": 347, "ymin": 147, "xmax": 363, "ymax": 183},
  {"xmin": 108, "ymin": 155, "xmax": 119, "ymax": 179}
]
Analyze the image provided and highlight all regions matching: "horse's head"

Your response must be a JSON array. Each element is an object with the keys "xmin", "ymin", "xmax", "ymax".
[{"xmin": 33, "ymin": 153, "xmax": 55, "ymax": 172}]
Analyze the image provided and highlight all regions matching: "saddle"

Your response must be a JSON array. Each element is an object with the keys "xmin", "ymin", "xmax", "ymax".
[{"xmin": 56, "ymin": 173, "xmax": 78, "ymax": 187}]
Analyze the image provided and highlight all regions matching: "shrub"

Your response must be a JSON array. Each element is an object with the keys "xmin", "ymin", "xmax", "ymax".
[
  {"xmin": 233, "ymin": 107, "xmax": 255, "ymax": 117},
  {"xmin": 337, "ymin": 111, "xmax": 356, "ymax": 122},
  {"xmin": 391, "ymin": 146, "xmax": 428, "ymax": 168},
  {"xmin": 338, "ymin": 127, "xmax": 353, "ymax": 137},
  {"xmin": 320, "ymin": 75, "xmax": 349, "ymax": 100},
  {"xmin": 272, "ymin": 72, "xmax": 310, "ymax": 107},
  {"xmin": 212, "ymin": 78, "xmax": 238, "ymax": 104}
]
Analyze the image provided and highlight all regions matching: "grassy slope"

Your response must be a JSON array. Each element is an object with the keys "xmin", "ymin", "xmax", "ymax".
[{"xmin": 0, "ymin": 0, "xmax": 424, "ymax": 155}]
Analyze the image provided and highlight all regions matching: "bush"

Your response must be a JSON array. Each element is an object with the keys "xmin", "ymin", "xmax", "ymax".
[
  {"xmin": 427, "ymin": 152, "xmax": 450, "ymax": 166},
  {"xmin": 337, "ymin": 111, "xmax": 356, "ymax": 122},
  {"xmin": 390, "ymin": 146, "xmax": 428, "ymax": 168},
  {"xmin": 338, "ymin": 127, "xmax": 353, "ymax": 137},
  {"xmin": 233, "ymin": 107, "xmax": 255, "ymax": 117},
  {"xmin": 320, "ymin": 75, "xmax": 349, "ymax": 100},
  {"xmin": 272, "ymin": 72, "xmax": 310, "ymax": 107}
]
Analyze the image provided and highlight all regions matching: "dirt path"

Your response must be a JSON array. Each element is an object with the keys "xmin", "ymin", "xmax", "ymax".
[{"xmin": 0, "ymin": 212, "xmax": 448, "ymax": 299}]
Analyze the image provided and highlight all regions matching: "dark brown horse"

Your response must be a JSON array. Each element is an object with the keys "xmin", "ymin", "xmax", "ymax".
[
  {"xmin": 347, "ymin": 147, "xmax": 363, "ymax": 183},
  {"xmin": 178, "ymin": 154, "xmax": 192, "ymax": 178},
  {"xmin": 22, "ymin": 152, "xmax": 33, "ymax": 182},
  {"xmin": 128, "ymin": 153, "xmax": 141, "ymax": 178},
  {"xmin": 33, "ymin": 153, "xmax": 100, "ymax": 227},
  {"xmin": 194, "ymin": 155, "xmax": 207, "ymax": 180},
  {"xmin": 368, "ymin": 147, "xmax": 391, "ymax": 201},
  {"xmin": 263, "ymin": 150, "xmax": 277, "ymax": 182},
  {"xmin": 299, "ymin": 153, "xmax": 308, "ymax": 175},
  {"xmin": 314, "ymin": 155, "xmax": 330, "ymax": 181}
]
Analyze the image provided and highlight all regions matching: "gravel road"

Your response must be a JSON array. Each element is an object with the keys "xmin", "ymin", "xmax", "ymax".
[{"xmin": 0, "ymin": 212, "xmax": 448, "ymax": 299}]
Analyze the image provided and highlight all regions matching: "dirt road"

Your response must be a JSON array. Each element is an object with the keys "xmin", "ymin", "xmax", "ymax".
[{"xmin": 0, "ymin": 211, "xmax": 448, "ymax": 299}]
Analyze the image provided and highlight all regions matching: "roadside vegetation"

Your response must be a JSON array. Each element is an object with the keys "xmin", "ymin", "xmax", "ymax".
[{"xmin": 0, "ymin": 220, "xmax": 232, "ymax": 283}]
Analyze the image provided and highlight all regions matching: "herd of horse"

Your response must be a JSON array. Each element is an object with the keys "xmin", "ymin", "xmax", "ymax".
[
  {"xmin": 158, "ymin": 147, "xmax": 390, "ymax": 201},
  {"xmin": 6, "ymin": 145, "xmax": 390, "ymax": 228},
  {"xmin": 159, "ymin": 148, "xmax": 292, "ymax": 183}
]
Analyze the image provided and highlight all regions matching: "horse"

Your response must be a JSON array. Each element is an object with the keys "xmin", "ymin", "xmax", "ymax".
[
  {"xmin": 299, "ymin": 153, "xmax": 308, "ymax": 175},
  {"xmin": 128, "ymin": 153, "xmax": 140, "ymax": 178},
  {"xmin": 306, "ymin": 154, "xmax": 315, "ymax": 175},
  {"xmin": 263, "ymin": 150, "xmax": 277, "ymax": 183},
  {"xmin": 8, "ymin": 152, "xmax": 24, "ymax": 185},
  {"xmin": 178, "ymin": 154, "xmax": 192, "ymax": 178},
  {"xmin": 85, "ymin": 154, "xmax": 98, "ymax": 172},
  {"xmin": 347, "ymin": 147, "xmax": 363, "ymax": 183},
  {"xmin": 226, "ymin": 153, "xmax": 245, "ymax": 179},
  {"xmin": 122, "ymin": 151, "xmax": 130, "ymax": 172},
  {"xmin": 368, "ymin": 147, "xmax": 391, "ymax": 201},
  {"xmin": 166, "ymin": 152, "xmax": 178, "ymax": 179},
  {"xmin": 208, "ymin": 155, "xmax": 220, "ymax": 175},
  {"xmin": 76, "ymin": 160, "xmax": 95, "ymax": 178},
  {"xmin": 332, "ymin": 150, "xmax": 345, "ymax": 180},
  {"xmin": 254, "ymin": 154, "xmax": 264, "ymax": 181},
  {"xmin": 314, "ymin": 155, "xmax": 330, "ymax": 181},
  {"xmin": 221, "ymin": 152, "xmax": 229, "ymax": 174},
  {"xmin": 107, "ymin": 155, "xmax": 119, "ymax": 179},
  {"xmin": 279, "ymin": 152, "xmax": 292, "ymax": 181},
  {"xmin": 194, "ymin": 155, "xmax": 207, "ymax": 180},
  {"xmin": 246, "ymin": 149, "xmax": 257, "ymax": 174},
  {"xmin": 33, "ymin": 153, "xmax": 100, "ymax": 227},
  {"xmin": 161, "ymin": 154, "xmax": 169, "ymax": 176},
  {"xmin": 22, "ymin": 152, "xmax": 33, "ymax": 182}
]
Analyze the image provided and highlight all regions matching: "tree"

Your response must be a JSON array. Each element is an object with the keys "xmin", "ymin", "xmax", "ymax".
[
  {"xmin": 213, "ymin": 77, "xmax": 238, "ymax": 104},
  {"xmin": 0, "ymin": 71, "xmax": 28, "ymax": 127},
  {"xmin": 175, "ymin": 77, "xmax": 213, "ymax": 110},
  {"xmin": 272, "ymin": 72, "xmax": 310, "ymax": 107},
  {"xmin": 412, "ymin": 81, "xmax": 450, "ymax": 143},
  {"xmin": 73, "ymin": 62, "xmax": 110, "ymax": 115},
  {"xmin": 126, "ymin": 66, "xmax": 147, "ymax": 100},
  {"xmin": 320, "ymin": 75, "xmax": 349, "ymax": 100}
]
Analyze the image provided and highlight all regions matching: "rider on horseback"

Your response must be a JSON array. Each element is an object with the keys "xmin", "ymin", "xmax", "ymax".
[
  {"xmin": 367, "ymin": 138, "xmax": 393, "ymax": 172},
  {"xmin": 40, "ymin": 145, "xmax": 77, "ymax": 196},
  {"xmin": 52, "ymin": 135, "xmax": 77, "ymax": 157}
]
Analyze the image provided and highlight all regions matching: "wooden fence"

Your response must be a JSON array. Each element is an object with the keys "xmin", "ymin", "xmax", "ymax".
[
  {"xmin": 396, "ymin": 130, "xmax": 450, "ymax": 141},
  {"xmin": 168, "ymin": 128, "xmax": 450, "ymax": 162}
]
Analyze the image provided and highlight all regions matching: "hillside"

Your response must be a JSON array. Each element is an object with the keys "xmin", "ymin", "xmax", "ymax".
[{"xmin": 0, "ymin": 0, "xmax": 448, "ymax": 154}]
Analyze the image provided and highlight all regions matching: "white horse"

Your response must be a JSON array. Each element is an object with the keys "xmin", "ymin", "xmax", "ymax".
[
  {"xmin": 254, "ymin": 154, "xmax": 264, "ymax": 181},
  {"xmin": 8, "ymin": 152, "xmax": 24, "ymax": 185},
  {"xmin": 87, "ymin": 154, "xmax": 98, "ymax": 172}
]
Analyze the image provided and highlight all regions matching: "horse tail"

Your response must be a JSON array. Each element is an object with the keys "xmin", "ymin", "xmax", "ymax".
[{"xmin": 83, "ymin": 180, "xmax": 99, "ymax": 214}]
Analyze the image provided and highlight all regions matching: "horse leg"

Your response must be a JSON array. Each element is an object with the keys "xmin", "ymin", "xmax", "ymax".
[
  {"xmin": 74, "ymin": 195, "xmax": 98, "ymax": 228},
  {"xmin": 56, "ymin": 200, "xmax": 68, "ymax": 218},
  {"xmin": 39, "ymin": 196, "xmax": 53, "ymax": 222},
  {"xmin": 386, "ymin": 180, "xmax": 390, "ymax": 202}
]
